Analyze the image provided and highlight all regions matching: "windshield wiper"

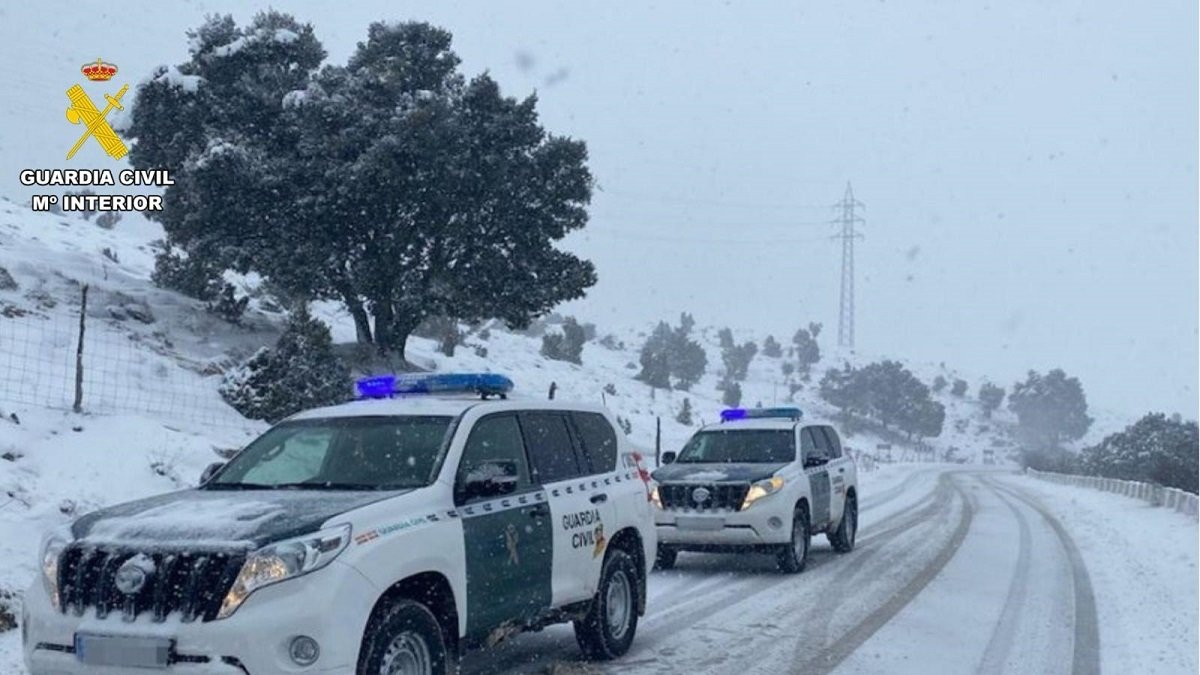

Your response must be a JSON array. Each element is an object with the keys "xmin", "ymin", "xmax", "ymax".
[
  {"xmin": 202, "ymin": 482, "xmax": 280, "ymax": 490},
  {"xmin": 269, "ymin": 481, "xmax": 402, "ymax": 491}
]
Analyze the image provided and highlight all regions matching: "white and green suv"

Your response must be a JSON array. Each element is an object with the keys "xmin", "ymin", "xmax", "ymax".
[
  {"xmin": 23, "ymin": 373, "xmax": 656, "ymax": 674},
  {"xmin": 651, "ymin": 407, "xmax": 857, "ymax": 573}
]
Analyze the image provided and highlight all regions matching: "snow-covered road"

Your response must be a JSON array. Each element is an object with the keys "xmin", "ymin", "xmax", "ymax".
[{"xmin": 460, "ymin": 466, "xmax": 1197, "ymax": 674}]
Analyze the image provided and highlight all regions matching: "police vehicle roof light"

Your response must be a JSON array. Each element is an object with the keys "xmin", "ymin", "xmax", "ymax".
[
  {"xmin": 720, "ymin": 406, "xmax": 803, "ymax": 422},
  {"xmin": 355, "ymin": 373, "xmax": 514, "ymax": 399}
]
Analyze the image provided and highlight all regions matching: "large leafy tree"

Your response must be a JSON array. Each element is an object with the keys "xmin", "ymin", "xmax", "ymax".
[
  {"xmin": 1008, "ymin": 369, "xmax": 1092, "ymax": 448},
  {"xmin": 819, "ymin": 360, "xmax": 944, "ymax": 439},
  {"xmin": 129, "ymin": 15, "xmax": 595, "ymax": 361}
]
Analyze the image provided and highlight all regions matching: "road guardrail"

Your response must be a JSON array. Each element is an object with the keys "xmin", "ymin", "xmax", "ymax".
[{"xmin": 1026, "ymin": 468, "xmax": 1199, "ymax": 518}]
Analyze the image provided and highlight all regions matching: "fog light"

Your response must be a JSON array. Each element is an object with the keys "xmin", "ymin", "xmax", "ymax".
[
  {"xmin": 289, "ymin": 635, "xmax": 320, "ymax": 666},
  {"xmin": 768, "ymin": 516, "xmax": 783, "ymax": 529}
]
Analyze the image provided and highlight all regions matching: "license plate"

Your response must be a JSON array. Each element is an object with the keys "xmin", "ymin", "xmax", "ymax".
[
  {"xmin": 74, "ymin": 633, "xmax": 172, "ymax": 669},
  {"xmin": 677, "ymin": 516, "xmax": 724, "ymax": 531}
]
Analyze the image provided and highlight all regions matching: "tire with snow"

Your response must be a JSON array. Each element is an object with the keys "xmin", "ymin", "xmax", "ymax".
[
  {"xmin": 776, "ymin": 503, "xmax": 810, "ymax": 574},
  {"xmin": 828, "ymin": 493, "xmax": 857, "ymax": 553},
  {"xmin": 575, "ymin": 549, "xmax": 640, "ymax": 660},
  {"xmin": 358, "ymin": 598, "xmax": 450, "ymax": 675},
  {"xmin": 654, "ymin": 544, "xmax": 678, "ymax": 570}
]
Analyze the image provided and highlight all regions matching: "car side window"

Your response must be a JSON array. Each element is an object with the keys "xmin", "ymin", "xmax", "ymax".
[
  {"xmin": 455, "ymin": 415, "xmax": 532, "ymax": 502},
  {"xmin": 802, "ymin": 427, "xmax": 829, "ymax": 464},
  {"xmin": 571, "ymin": 412, "xmax": 618, "ymax": 474},
  {"xmin": 520, "ymin": 412, "xmax": 583, "ymax": 484},
  {"xmin": 821, "ymin": 426, "xmax": 843, "ymax": 458}
]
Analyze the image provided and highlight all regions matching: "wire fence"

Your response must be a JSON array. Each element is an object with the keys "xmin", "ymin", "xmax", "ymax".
[
  {"xmin": 1026, "ymin": 467, "xmax": 1199, "ymax": 519},
  {"xmin": 0, "ymin": 288, "xmax": 249, "ymax": 429}
]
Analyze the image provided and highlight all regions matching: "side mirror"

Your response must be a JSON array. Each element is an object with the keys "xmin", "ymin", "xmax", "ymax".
[
  {"xmin": 460, "ymin": 460, "xmax": 519, "ymax": 502},
  {"xmin": 804, "ymin": 455, "xmax": 829, "ymax": 469},
  {"xmin": 660, "ymin": 451, "xmax": 677, "ymax": 465},
  {"xmin": 200, "ymin": 462, "xmax": 225, "ymax": 484}
]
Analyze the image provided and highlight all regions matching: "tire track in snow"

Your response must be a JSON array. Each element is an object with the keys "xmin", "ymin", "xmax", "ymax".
[
  {"xmin": 858, "ymin": 465, "xmax": 941, "ymax": 513},
  {"xmin": 795, "ymin": 473, "xmax": 976, "ymax": 674},
  {"xmin": 632, "ymin": 470, "xmax": 955, "ymax": 648},
  {"xmin": 460, "ymin": 466, "xmax": 955, "ymax": 674},
  {"xmin": 975, "ymin": 476, "xmax": 1034, "ymax": 674},
  {"xmin": 795, "ymin": 471, "xmax": 961, "ymax": 652},
  {"xmin": 986, "ymin": 478, "xmax": 1100, "ymax": 675}
]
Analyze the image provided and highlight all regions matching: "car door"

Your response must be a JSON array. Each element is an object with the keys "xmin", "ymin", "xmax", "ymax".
[
  {"xmin": 519, "ymin": 411, "xmax": 604, "ymax": 606},
  {"xmin": 566, "ymin": 412, "xmax": 621, "ymax": 592},
  {"xmin": 819, "ymin": 426, "xmax": 848, "ymax": 525},
  {"xmin": 801, "ymin": 427, "xmax": 832, "ymax": 530},
  {"xmin": 455, "ymin": 413, "xmax": 553, "ymax": 639}
]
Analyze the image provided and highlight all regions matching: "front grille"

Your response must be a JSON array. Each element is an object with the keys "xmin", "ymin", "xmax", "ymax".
[
  {"xmin": 58, "ymin": 545, "xmax": 246, "ymax": 623},
  {"xmin": 659, "ymin": 483, "xmax": 749, "ymax": 511}
]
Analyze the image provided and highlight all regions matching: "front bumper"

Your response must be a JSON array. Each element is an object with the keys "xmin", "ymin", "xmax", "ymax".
[
  {"xmin": 23, "ymin": 560, "xmax": 378, "ymax": 675},
  {"xmin": 654, "ymin": 501, "xmax": 792, "ymax": 547}
]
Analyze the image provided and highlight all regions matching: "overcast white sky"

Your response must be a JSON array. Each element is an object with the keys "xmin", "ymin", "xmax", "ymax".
[{"xmin": 1, "ymin": 0, "xmax": 1196, "ymax": 419}]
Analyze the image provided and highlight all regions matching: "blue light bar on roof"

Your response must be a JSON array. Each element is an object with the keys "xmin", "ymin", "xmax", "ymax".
[
  {"xmin": 356, "ymin": 375, "xmax": 397, "ymax": 399},
  {"xmin": 355, "ymin": 373, "xmax": 514, "ymax": 399},
  {"xmin": 720, "ymin": 406, "xmax": 803, "ymax": 422}
]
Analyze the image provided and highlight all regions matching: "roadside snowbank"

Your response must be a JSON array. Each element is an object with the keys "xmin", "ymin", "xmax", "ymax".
[{"xmin": 1004, "ymin": 474, "xmax": 1198, "ymax": 675}]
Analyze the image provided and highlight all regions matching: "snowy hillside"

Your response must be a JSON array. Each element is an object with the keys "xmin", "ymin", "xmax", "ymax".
[{"xmin": 0, "ymin": 197, "xmax": 1113, "ymax": 669}]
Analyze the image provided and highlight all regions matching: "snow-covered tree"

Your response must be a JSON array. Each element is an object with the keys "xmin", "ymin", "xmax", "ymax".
[
  {"xmin": 1081, "ymin": 413, "xmax": 1198, "ymax": 492},
  {"xmin": 792, "ymin": 324, "xmax": 821, "ymax": 376},
  {"xmin": 951, "ymin": 378, "xmax": 968, "ymax": 397},
  {"xmin": 675, "ymin": 398, "xmax": 694, "ymax": 425},
  {"xmin": 541, "ymin": 317, "xmax": 586, "ymax": 365},
  {"xmin": 1008, "ymin": 369, "xmax": 1092, "ymax": 449},
  {"xmin": 220, "ymin": 307, "xmax": 348, "ymax": 421},
  {"xmin": 722, "ymin": 380, "xmax": 743, "ymax": 407},
  {"xmin": 719, "ymin": 328, "xmax": 757, "ymax": 381},
  {"xmin": 762, "ymin": 335, "xmax": 782, "ymax": 358},
  {"xmin": 130, "ymin": 15, "xmax": 595, "ymax": 362},
  {"xmin": 978, "ymin": 382, "xmax": 1005, "ymax": 418},
  {"xmin": 637, "ymin": 314, "xmax": 706, "ymax": 390}
]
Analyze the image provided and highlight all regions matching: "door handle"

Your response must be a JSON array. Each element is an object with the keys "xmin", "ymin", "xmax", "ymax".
[
  {"xmin": 590, "ymin": 493, "xmax": 608, "ymax": 504},
  {"xmin": 838, "ymin": 467, "xmax": 845, "ymax": 473}
]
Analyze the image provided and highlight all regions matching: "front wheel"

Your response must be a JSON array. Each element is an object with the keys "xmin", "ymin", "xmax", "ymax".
[
  {"xmin": 575, "ymin": 549, "xmax": 640, "ymax": 660},
  {"xmin": 828, "ymin": 493, "xmax": 857, "ymax": 553},
  {"xmin": 358, "ymin": 598, "xmax": 450, "ymax": 675},
  {"xmin": 776, "ymin": 503, "xmax": 810, "ymax": 574}
]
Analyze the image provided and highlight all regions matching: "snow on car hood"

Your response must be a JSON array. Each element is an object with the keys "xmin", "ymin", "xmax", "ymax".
[
  {"xmin": 70, "ymin": 488, "xmax": 407, "ymax": 550},
  {"xmin": 652, "ymin": 462, "xmax": 787, "ymax": 483}
]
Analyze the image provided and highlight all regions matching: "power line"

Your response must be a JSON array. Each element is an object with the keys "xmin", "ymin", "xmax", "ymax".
[
  {"xmin": 596, "ymin": 188, "xmax": 835, "ymax": 211},
  {"xmin": 576, "ymin": 226, "xmax": 832, "ymax": 246},
  {"xmin": 832, "ymin": 182, "xmax": 864, "ymax": 350}
]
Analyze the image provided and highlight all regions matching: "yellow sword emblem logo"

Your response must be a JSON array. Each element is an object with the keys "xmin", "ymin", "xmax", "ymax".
[{"xmin": 65, "ymin": 83, "xmax": 129, "ymax": 160}]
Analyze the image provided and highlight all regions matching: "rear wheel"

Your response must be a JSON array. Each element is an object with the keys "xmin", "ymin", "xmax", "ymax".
[
  {"xmin": 575, "ymin": 549, "xmax": 640, "ymax": 660},
  {"xmin": 828, "ymin": 493, "xmax": 857, "ymax": 553},
  {"xmin": 776, "ymin": 503, "xmax": 810, "ymax": 574},
  {"xmin": 654, "ymin": 544, "xmax": 678, "ymax": 570},
  {"xmin": 358, "ymin": 598, "xmax": 450, "ymax": 675}
]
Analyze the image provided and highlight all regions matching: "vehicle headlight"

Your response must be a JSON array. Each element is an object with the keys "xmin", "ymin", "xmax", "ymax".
[
  {"xmin": 650, "ymin": 485, "xmax": 662, "ymax": 509},
  {"xmin": 40, "ymin": 528, "xmax": 72, "ymax": 611},
  {"xmin": 741, "ymin": 477, "xmax": 785, "ymax": 510},
  {"xmin": 218, "ymin": 524, "xmax": 351, "ymax": 619}
]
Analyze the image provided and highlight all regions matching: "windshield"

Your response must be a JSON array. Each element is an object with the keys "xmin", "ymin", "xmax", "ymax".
[
  {"xmin": 206, "ymin": 416, "xmax": 455, "ymax": 490},
  {"xmin": 675, "ymin": 430, "xmax": 795, "ymax": 464}
]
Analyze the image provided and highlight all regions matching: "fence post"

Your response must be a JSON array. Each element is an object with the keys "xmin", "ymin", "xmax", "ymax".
[
  {"xmin": 72, "ymin": 284, "xmax": 88, "ymax": 413},
  {"xmin": 655, "ymin": 416, "xmax": 662, "ymax": 466}
]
